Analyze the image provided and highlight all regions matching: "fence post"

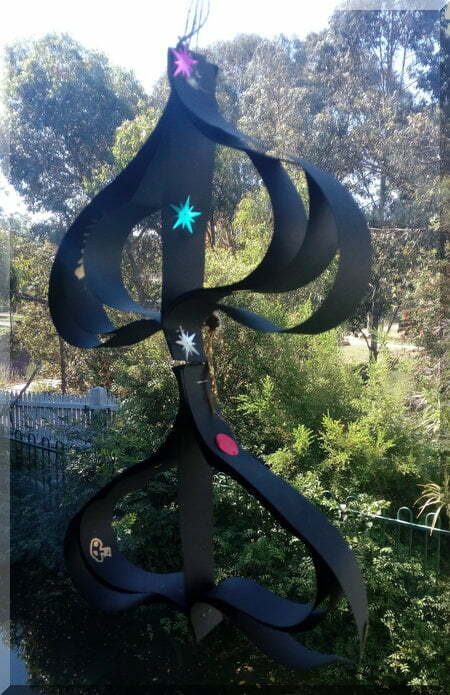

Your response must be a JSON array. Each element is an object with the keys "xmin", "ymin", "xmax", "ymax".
[
  {"xmin": 87, "ymin": 386, "xmax": 109, "ymax": 409},
  {"xmin": 424, "ymin": 512, "xmax": 441, "ymax": 575},
  {"xmin": 55, "ymin": 440, "xmax": 65, "ymax": 502},
  {"xmin": 396, "ymin": 506, "xmax": 413, "ymax": 555}
]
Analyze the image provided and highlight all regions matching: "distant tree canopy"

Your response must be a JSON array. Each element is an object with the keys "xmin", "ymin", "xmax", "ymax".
[
  {"xmin": 4, "ymin": 33, "xmax": 147, "ymax": 240},
  {"xmin": 4, "ymin": 11, "xmax": 441, "ymax": 234}
]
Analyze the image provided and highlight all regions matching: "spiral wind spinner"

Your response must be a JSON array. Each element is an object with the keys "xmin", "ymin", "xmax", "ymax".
[{"xmin": 49, "ymin": 43, "xmax": 371, "ymax": 670}]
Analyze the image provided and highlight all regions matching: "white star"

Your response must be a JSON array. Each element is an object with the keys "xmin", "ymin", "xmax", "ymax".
[{"xmin": 175, "ymin": 325, "xmax": 200, "ymax": 361}]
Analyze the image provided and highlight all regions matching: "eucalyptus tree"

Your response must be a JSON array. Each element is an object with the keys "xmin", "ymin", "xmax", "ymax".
[
  {"xmin": 4, "ymin": 33, "xmax": 147, "ymax": 241},
  {"xmin": 306, "ymin": 9, "xmax": 441, "ymax": 356},
  {"xmin": 3, "ymin": 33, "xmax": 149, "ymax": 388}
]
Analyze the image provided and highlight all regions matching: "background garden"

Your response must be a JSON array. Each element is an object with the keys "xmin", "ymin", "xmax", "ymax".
[{"xmin": 1, "ymin": 5, "xmax": 448, "ymax": 691}]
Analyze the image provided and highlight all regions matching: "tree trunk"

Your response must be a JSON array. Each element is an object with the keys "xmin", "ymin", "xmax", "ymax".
[
  {"xmin": 206, "ymin": 216, "xmax": 216, "ymax": 248},
  {"xmin": 224, "ymin": 224, "xmax": 237, "ymax": 255},
  {"xmin": 59, "ymin": 337, "xmax": 67, "ymax": 394},
  {"xmin": 367, "ymin": 308, "xmax": 379, "ymax": 362},
  {"xmin": 379, "ymin": 173, "xmax": 387, "ymax": 225}
]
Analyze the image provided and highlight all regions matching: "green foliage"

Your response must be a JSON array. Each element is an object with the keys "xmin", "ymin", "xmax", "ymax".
[
  {"xmin": 317, "ymin": 357, "xmax": 439, "ymax": 504},
  {"xmin": 357, "ymin": 545, "xmax": 448, "ymax": 689},
  {"xmin": 0, "ymin": 229, "xmax": 9, "ymax": 308},
  {"xmin": 4, "ymin": 33, "xmax": 146, "ymax": 233},
  {"xmin": 85, "ymin": 107, "xmax": 159, "ymax": 195},
  {"xmin": 403, "ymin": 248, "xmax": 449, "ymax": 364},
  {"xmin": 10, "ymin": 235, "xmax": 61, "ymax": 379},
  {"xmin": 265, "ymin": 424, "xmax": 314, "ymax": 479},
  {"xmin": 320, "ymin": 412, "xmax": 394, "ymax": 474}
]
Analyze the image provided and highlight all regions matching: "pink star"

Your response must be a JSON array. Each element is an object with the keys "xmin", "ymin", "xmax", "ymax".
[{"xmin": 171, "ymin": 45, "xmax": 197, "ymax": 78}]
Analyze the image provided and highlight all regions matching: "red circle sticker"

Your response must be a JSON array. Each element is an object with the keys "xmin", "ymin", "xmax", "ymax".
[{"xmin": 215, "ymin": 433, "xmax": 239, "ymax": 456}]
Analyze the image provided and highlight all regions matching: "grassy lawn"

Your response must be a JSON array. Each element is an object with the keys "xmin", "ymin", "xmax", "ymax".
[{"xmin": 341, "ymin": 343, "xmax": 369, "ymax": 365}]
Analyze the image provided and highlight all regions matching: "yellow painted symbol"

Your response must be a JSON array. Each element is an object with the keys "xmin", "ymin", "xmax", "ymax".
[{"xmin": 89, "ymin": 537, "xmax": 112, "ymax": 563}]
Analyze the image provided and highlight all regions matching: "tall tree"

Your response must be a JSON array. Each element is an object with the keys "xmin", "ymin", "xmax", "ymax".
[
  {"xmin": 3, "ymin": 33, "xmax": 147, "ymax": 240},
  {"xmin": 308, "ymin": 10, "xmax": 441, "ymax": 356}
]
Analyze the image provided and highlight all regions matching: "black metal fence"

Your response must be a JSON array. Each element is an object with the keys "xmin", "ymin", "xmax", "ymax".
[
  {"xmin": 7, "ymin": 432, "xmax": 449, "ymax": 577},
  {"xmin": 9, "ymin": 430, "xmax": 66, "ymax": 509},
  {"xmin": 324, "ymin": 492, "xmax": 450, "ymax": 577}
]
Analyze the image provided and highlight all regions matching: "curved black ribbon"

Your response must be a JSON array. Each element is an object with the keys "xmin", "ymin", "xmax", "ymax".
[{"xmin": 50, "ymin": 46, "xmax": 371, "ymax": 670}]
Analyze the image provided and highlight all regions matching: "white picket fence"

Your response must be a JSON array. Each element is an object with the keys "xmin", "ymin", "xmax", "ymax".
[{"xmin": 0, "ymin": 386, "xmax": 120, "ymax": 444}]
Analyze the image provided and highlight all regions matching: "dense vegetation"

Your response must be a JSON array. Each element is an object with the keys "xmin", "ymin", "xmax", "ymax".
[{"xmin": 2, "ymin": 6, "xmax": 448, "ymax": 691}]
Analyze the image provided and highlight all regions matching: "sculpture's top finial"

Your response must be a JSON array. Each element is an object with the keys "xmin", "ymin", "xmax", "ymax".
[{"xmin": 177, "ymin": 0, "xmax": 210, "ymax": 49}]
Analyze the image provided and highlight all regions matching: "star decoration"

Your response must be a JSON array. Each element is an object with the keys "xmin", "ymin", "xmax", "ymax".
[
  {"xmin": 171, "ymin": 196, "xmax": 202, "ymax": 234},
  {"xmin": 175, "ymin": 326, "xmax": 200, "ymax": 361},
  {"xmin": 171, "ymin": 45, "xmax": 197, "ymax": 78}
]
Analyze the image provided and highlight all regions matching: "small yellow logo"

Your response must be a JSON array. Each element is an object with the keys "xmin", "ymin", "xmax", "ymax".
[{"xmin": 89, "ymin": 537, "xmax": 112, "ymax": 563}]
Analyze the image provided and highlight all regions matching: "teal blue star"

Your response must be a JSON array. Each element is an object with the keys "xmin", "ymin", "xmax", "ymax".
[{"xmin": 171, "ymin": 196, "xmax": 201, "ymax": 234}]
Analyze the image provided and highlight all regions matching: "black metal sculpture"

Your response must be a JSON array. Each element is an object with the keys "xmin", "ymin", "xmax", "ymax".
[{"xmin": 49, "ymin": 43, "xmax": 371, "ymax": 670}]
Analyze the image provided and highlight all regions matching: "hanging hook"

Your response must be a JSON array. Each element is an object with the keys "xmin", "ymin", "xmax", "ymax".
[{"xmin": 177, "ymin": 0, "xmax": 210, "ymax": 49}]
